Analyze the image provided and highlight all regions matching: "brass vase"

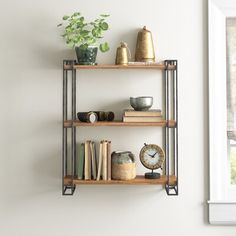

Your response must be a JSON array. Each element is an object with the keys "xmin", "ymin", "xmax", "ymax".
[
  {"xmin": 135, "ymin": 26, "xmax": 155, "ymax": 62},
  {"xmin": 115, "ymin": 42, "xmax": 130, "ymax": 65}
]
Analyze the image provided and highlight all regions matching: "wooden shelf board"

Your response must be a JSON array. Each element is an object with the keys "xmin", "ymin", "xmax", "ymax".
[
  {"xmin": 64, "ymin": 64, "xmax": 176, "ymax": 70},
  {"xmin": 63, "ymin": 120, "xmax": 176, "ymax": 128},
  {"xmin": 64, "ymin": 175, "xmax": 177, "ymax": 185}
]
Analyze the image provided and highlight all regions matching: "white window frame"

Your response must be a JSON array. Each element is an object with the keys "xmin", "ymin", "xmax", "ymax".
[{"xmin": 208, "ymin": 0, "xmax": 236, "ymax": 225}]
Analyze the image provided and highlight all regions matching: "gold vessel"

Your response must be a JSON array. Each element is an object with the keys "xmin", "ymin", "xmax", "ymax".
[
  {"xmin": 115, "ymin": 42, "xmax": 130, "ymax": 65},
  {"xmin": 135, "ymin": 26, "xmax": 155, "ymax": 62}
]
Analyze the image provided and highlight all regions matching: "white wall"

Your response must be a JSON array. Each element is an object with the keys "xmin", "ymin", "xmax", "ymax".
[{"xmin": 1, "ymin": 0, "xmax": 236, "ymax": 235}]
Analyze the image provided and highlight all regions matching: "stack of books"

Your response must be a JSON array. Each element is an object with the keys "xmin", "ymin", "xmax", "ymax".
[
  {"xmin": 128, "ymin": 61, "xmax": 164, "ymax": 66},
  {"xmin": 77, "ymin": 140, "xmax": 112, "ymax": 181},
  {"xmin": 123, "ymin": 109, "xmax": 163, "ymax": 122}
]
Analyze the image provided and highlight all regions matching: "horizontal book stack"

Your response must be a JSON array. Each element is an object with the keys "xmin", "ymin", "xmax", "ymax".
[
  {"xmin": 77, "ymin": 140, "xmax": 112, "ymax": 181},
  {"xmin": 123, "ymin": 109, "xmax": 163, "ymax": 122},
  {"xmin": 128, "ymin": 61, "xmax": 163, "ymax": 65}
]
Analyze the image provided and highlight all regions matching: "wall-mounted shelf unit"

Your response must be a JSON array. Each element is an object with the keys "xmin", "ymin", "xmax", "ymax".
[{"xmin": 62, "ymin": 60, "xmax": 178, "ymax": 196}]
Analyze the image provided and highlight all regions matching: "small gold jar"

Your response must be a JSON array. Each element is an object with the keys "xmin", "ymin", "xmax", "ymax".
[{"xmin": 115, "ymin": 42, "xmax": 130, "ymax": 65}]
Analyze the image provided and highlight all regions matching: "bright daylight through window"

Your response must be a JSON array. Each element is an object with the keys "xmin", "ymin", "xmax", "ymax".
[
  {"xmin": 208, "ymin": 0, "xmax": 236, "ymax": 225},
  {"xmin": 226, "ymin": 18, "xmax": 236, "ymax": 185}
]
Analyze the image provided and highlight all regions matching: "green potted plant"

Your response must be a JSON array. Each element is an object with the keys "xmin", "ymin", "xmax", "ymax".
[{"xmin": 58, "ymin": 12, "xmax": 110, "ymax": 65}]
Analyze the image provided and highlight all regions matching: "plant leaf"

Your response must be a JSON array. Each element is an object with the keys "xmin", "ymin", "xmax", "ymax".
[
  {"xmin": 100, "ymin": 14, "xmax": 110, "ymax": 17},
  {"xmin": 59, "ymin": 12, "xmax": 110, "ymax": 50},
  {"xmin": 63, "ymin": 15, "xmax": 69, "ymax": 20},
  {"xmin": 100, "ymin": 22, "xmax": 108, "ymax": 30},
  {"xmin": 80, "ymin": 44, "xmax": 88, "ymax": 50},
  {"xmin": 92, "ymin": 28, "xmax": 98, "ymax": 37},
  {"xmin": 99, "ymin": 42, "xmax": 109, "ymax": 52},
  {"xmin": 81, "ymin": 30, "xmax": 89, "ymax": 37},
  {"xmin": 72, "ymin": 12, "xmax": 80, "ymax": 17}
]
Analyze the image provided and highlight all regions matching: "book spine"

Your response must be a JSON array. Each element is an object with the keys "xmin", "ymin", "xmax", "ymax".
[
  {"xmin": 107, "ymin": 141, "xmax": 111, "ymax": 180},
  {"xmin": 128, "ymin": 61, "xmax": 163, "ymax": 65},
  {"xmin": 123, "ymin": 116, "xmax": 163, "ymax": 122},
  {"xmin": 88, "ymin": 141, "xmax": 92, "ymax": 180},
  {"xmin": 84, "ymin": 141, "xmax": 91, "ymax": 180},
  {"xmin": 93, "ymin": 142, "xmax": 97, "ymax": 178},
  {"xmin": 96, "ymin": 141, "xmax": 103, "ymax": 181},
  {"xmin": 124, "ymin": 111, "xmax": 162, "ymax": 117},
  {"xmin": 90, "ymin": 141, "xmax": 97, "ymax": 180},
  {"xmin": 78, "ymin": 143, "xmax": 85, "ymax": 179},
  {"xmin": 102, "ymin": 140, "xmax": 108, "ymax": 180}
]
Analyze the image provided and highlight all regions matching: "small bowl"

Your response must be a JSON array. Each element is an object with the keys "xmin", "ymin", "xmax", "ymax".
[{"xmin": 130, "ymin": 96, "xmax": 153, "ymax": 111}]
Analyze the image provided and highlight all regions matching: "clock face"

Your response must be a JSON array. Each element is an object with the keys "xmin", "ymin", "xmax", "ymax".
[{"xmin": 139, "ymin": 144, "xmax": 165, "ymax": 170}]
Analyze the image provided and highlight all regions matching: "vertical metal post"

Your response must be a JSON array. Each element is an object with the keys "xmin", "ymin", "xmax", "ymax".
[
  {"xmin": 171, "ymin": 60, "xmax": 178, "ymax": 195},
  {"xmin": 164, "ymin": 60, "xmax": 178, "ymax": 196},
  {"xmin": 172, "ymin": 61, "xmax": 176, "ymax": 178},
  {"xmin": 62, "ymin": 60, "xmax": 68, "ymax": 194},
  {"xmin": 165, "ymin": 60, "xmax": 170, "ymax": 194},
  {"xmin": 63, "ymin": 60, "xmax": 76, "ymax": 195},
  {"xmin": 175, "ymin": 60, "xmax": 179, "ymax": 195},
  {"xmin": 163, "ymin": 66, "xmax": 166, "ymax": 176},
  {"xmin": 71, "ymin": 61, "xmax": 77, "ymax": 180},
  {"xmin": 62, "ymin": 61, "xmax": 68, "ymax": 195}
]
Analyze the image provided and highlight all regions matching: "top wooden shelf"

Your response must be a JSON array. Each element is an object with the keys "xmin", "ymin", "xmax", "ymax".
[{"xmin": 63, "ymin": 64, "xmax": 176, "ymax": 70}]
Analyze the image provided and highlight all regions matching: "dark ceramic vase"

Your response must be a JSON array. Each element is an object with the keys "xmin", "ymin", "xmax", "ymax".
[{"xmin": 75, "ymin": 46, "xmax": 98, "ymax": 65}]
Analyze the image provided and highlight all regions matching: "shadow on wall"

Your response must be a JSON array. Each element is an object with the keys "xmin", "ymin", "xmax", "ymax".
[
  {"xmin": 27, "ymin": 119, "xmax": 62, "ymax": 186},
  {"xmin": 32, "ymin": 148, "xmax": 61, "ymax": 180},
  {"xmin": 34, "ymin": 47, "xmax": 75, "ymax": 70}
]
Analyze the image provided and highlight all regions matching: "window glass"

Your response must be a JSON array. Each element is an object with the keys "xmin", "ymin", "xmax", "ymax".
[{"xmin": 226, "ymin": 18, "xmax": 236, "ymax": 184}]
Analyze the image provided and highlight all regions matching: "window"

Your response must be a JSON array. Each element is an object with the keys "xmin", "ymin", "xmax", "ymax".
[
  {"xmin": 226, "ymin": 18, "xmax": 236, "ymax": 185},
  {"xmin": 229, "ymin": 140, "xmax": 236, "ymax": 184},
  {"xmin": 208, "ymin": 0, "xmax": 236, "ymax": 225}
]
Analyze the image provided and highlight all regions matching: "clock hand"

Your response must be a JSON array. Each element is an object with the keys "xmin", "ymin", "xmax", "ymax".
[
  {"xmin": 148, "ymin": 152, "xmax": 158, "ymax": 158},
  {"xmin": 151, "ymin": 152, "xmax": 158, "ymax": 158}
]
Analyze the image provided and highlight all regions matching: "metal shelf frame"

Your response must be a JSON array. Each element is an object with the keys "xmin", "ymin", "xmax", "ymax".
[{"xmin": 62, "ymin": 60, "xmax": 178, "ymax": 196}]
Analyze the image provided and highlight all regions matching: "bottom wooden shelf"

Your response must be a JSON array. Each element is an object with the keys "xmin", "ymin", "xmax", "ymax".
[{"xmin": 64, "ymin": 175, "xmax": 177, "ymax": 185}]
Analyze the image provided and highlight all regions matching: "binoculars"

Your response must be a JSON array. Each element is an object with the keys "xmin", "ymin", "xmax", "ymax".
[{"xmin": 77, "ymin": 111, "xmax": 115, "ymax": 123}]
